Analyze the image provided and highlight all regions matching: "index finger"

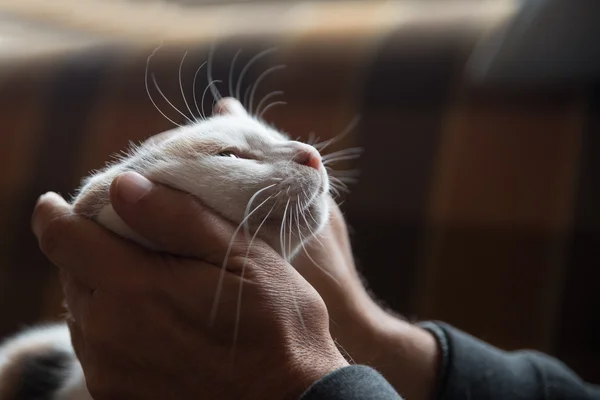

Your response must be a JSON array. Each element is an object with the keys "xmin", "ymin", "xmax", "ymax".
[{"xmin": 31, "ymin": 191, "xmax": 156, "ymax": 290}]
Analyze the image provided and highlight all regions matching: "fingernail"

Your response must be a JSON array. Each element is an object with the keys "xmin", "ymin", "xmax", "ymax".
[
  {"xmin": 31, "ymin": 192, "xmax": 60, "ymax": 239},
  {"xmin": 117, "ymin": 172, "xmax": 153, "ymax": 204}
]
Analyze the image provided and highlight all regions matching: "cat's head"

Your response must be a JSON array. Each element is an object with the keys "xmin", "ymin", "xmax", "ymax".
[{"xmin": 74, "ymin": 97, "xmax": 331, "ymax": 260}]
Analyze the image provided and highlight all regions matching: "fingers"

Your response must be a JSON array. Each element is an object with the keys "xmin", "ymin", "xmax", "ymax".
[
  {"xmin": 110, "ymin": 172, "xmax": 266, "ymax": 264},
  {"xmin": 32, "ymin": 191, "xmax": 154, "ymax": 290}
]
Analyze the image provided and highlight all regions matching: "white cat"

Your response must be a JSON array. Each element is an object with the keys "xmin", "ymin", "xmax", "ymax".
[{"xmin": 0, "ymin": 96, "xmax": 339, "ymax": 400}]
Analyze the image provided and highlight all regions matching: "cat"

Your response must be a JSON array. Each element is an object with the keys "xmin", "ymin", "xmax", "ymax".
[{"xmin": 0, "ymin": 96, "xmax": 344, "ymax": 400}]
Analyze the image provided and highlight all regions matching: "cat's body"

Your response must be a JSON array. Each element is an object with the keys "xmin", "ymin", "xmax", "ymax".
[{"xmin": 0, "ymin": 97, "xmax": 333, "ymax": 400}]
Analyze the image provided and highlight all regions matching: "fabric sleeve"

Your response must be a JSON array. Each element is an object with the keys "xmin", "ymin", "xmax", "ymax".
[
  {"xmin": 419, "ymin": 321, "xmax": 600, "ymax": 400},
  {"xmin": 299, "ymin": 365, "xmax": 403, "ymax": 400}
]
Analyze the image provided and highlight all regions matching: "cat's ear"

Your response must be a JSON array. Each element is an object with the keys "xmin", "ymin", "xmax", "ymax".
[{"xmin": 213, "ymin": 97, "xmax": 247, "ymax": 117}]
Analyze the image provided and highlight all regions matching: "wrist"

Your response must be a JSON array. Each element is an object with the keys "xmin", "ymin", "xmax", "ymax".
[{"xmin": 330, "ymin": 293, "xmax": 440, "ymax": 400}]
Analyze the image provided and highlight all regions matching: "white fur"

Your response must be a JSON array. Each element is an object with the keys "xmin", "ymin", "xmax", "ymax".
[{"xmin": 0, "ymin": 98, "xmax": 331, "ymax": 399}]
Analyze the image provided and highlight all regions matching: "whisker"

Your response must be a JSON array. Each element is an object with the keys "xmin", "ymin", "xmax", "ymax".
[
  {"xmin": 259, "ymin": 101, "xmax": 287, "ymax": 119},
  {"xmin": 145, "ymin": 42, "xmax": 181, "ymax": 127},
  {"xmin": 178, "ymin": 51, "xmax": 195, "ymax": 121},
  {"xmin": 202, "ymin": 79, "xmax": 222, "ymax": 118},
  {"xmin": 235, "ymin": 47, "xmax": 278, "ymax": 101},
  {"xmin": 231, "ymin": 201, "xmax": 276, "ymax": 367},
  {"xmin": 297, "ymin": 198, "xmax": 325, "ymax": 249},
  {"xmin": 314, "ymin": 116, "xmax": 361, "ymax": 153},
  {"xmin": 209, "ymin": 192, "xmax": 275, "ymax": 327},
  {"xmin": 192, "ymin": 61, "xmax": 208, "ymax": 119},
  {"xmin": 322, "ymin": 147, "xmax": 363, "ymax": 161},
  {"xmin": 229, "ymin": 49, "xmax": 242, "ymax": 98},
  {"xmin": 151, "ymin": 74, "xmax": 194, "ymax": 124},
  {"xmin": 292, "ymin": 207, "xmax": 307, "ymax": 332},
  {"xmin": 242, "ymin": 183, "xmax": 278, "ymax": 240},
  {"xmin": 256, "ymin": 91, "xmax": 284, "ymax": 118},
  {"xmin": 243, "ymin": 83, "xmax": 253, "ymax": 111},
  {"xmin": 325, "ymin": 167, "xmax": 360, "ymax": 178},
  {"xmin": 288, "ymin": 202, "xmax": 293, "ymax": 261},
  {"xmin": 280, "ymin": 199, "xmax": 291, "ymax": 261},
  {"xmin": 207, "ymin": 42, "xmax": 223, "ymax": 103},
  {"xmin": 249, "ymin": 65, "xmax": 286, "ymax": 114},
  {"xmin": 322, "ymin": 154, "xmax": 361, "ymax": 165}
]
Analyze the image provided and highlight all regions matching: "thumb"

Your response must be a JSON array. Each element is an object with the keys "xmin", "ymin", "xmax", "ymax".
[{"xmin": 109, "ymin": 172, "xmax": 275, "ymax": 265}]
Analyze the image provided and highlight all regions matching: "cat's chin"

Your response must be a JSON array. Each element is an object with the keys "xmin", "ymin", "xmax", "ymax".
[{"xmin": 254, "ymin": 194, "xmax": 330, "ymax": 261}]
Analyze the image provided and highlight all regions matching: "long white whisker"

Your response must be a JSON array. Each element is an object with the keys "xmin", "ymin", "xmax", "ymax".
[
  {"xmin": 249, "ymin": 65, "xmax": 286, "ymax": 114},
  {"xmin": 280, "ymin": 199, "xmax": 291, "ymax": 261},
  {"xmin": 259, "ymin": 101, "xmax": 287, "ymax": 119},
  {"xmin": 288, "ymin": 202, "xmax": 293, "ymax": 261},
  {"xmin": 209, "ymin": 193, "xmax": 275, "ymax": 327},
  {"xmin": 235, "ymin": 47, "xmax": 278, "ymax": 101},
  {"xmin": 145, "ymin": 42, "xmax": 181, "ymax": 127},
  {"xmin": 230, "ymin": 201, "xmax": 276, "ymax": 366},
  {"xmin": 192, "ymin": 61, "xmax": 208, "ymax": 119},
  {"xmin": 178, "ymin": 51, "xmax": 195, "ymax": 121},
  {"xmin": 243, "ymin": 84, "xmax": 253, "ymax": 110},
  {"xmin": 296, "ymin": 204, "xmax": 340, "ymax": 285},
  {"xmin": 322, "ymin": 154, "xmax": 361, "ymax": 165},
  {"xmin": 292, "ymin": 206, "xmax": 306, "ymax": 332},
  {"xmin": 314, "ymin": 116, "xmax": 361, "ymax": 153},
  {"xmin": 207, "ymin": 43, "xmax": 223, "ymax": 103},
  {"xmin": 298, "ymin": 197, "xmax": 325, "ymax": 249},
  {"xmin": 151, "ymin": 74, "xmax": 194, "ymax": 124},
  {"xmin": 242, "ymin": 183, "xmax": 277, "ymax": 241},
  {"xmin": 229, "ymin": 49, "xmax": 242, "ymax": 98},
  {"xmin": 256, "ymin": 91, "xmax": 283, "ymax": 118},
  {"xmin": 202, "ymin": 79, "xmax": 222, "ymax": 118},
  {"xmin": 322, "ymin": 147, "xmax": 363, "ymax": 161}
]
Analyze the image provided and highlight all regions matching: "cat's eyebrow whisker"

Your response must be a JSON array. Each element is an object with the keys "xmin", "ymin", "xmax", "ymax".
[
  {"xmin": 178, "ymin": 51, "xmax": 196, "ymax": 121},
  {"xmin": 259, "ymin": 101, "xmax": 287, "ymax": 120},
  {"xmin": 249, "ymin": 65, "xmax": 286, "ymax": 115},
  {"xmin": 313, "ymin": 115, "xmax": 361, "ymax": 153},
  {"xmin": 207, "ymin": 43, "xmax": 223, "ymax": 104},
  {"xmin": 256, "ymin": 90, "xmax": 284, "ymax": 119},
  {"xmin": 145, "ymin": 42, "xmax": 182, "ymax": 128},
  {"xmin": 209, "ymin": 190, "xmax": 275, "ymax": 327},
  {"xmin": 202, "ymin": 79, "xmax": 222, "ymax": 118},
  {"xmin": 229, "ymin": 49, "xmax": 242, "ymax": 99},
  {"xmin": 151, "ymin": 73, "xmax": 195, "ymax": 125},
  {"xmin": 231, "ymin": 201, "xmax": 276, "ymax": 367},
  {"xmin": 192, "ymin": 61, "xmax": 208, "ymax": 119},
  {"xmin": 235, "ymin": 47, "xmax": 278, "ymax": 101}
]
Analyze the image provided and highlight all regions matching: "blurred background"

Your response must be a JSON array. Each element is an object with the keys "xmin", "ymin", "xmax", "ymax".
[{"xmin": 0, "ymin": 0, "xmax": 599, "ymax": 384}]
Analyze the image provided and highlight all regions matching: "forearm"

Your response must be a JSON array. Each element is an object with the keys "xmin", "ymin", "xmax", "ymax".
[{"xmin": 327, "ymin": 292, "xmax": 440, "ymax": 400}]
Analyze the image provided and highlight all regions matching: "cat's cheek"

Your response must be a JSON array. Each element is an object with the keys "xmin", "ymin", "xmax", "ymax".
[{"xmin": 96, "ymin": 205, "xmax": 156, "ymax": 249}]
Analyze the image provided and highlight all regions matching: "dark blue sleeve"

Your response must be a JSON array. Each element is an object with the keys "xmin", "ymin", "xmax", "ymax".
[
  {"xmin": 419, "ymin": 321, "xmax": 600, "ymax": 400},
  {"xmin": 299, "ymin": 365, "xmax": 403, "ymax": 400}
]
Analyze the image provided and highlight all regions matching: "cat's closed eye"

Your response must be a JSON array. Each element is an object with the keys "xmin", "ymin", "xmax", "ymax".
[{"xmin": 217, "ymin": 151, "xmax": 238, "ymax": 158}]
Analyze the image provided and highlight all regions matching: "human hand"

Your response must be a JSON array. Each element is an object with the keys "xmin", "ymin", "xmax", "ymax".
[
  {"xmin": 292, "ymin": 199, "xmax": 440, "ymax": 400},
  {"xmin": 31, "ymin": 172, "xmax": 348, "ymax": 400}
]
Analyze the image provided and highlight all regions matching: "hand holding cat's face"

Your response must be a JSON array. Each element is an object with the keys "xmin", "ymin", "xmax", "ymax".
[{"xmin": 31, "ymin": 173, "xmax": 348, "ymax": 400}]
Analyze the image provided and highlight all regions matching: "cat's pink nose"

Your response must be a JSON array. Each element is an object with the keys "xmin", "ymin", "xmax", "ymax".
[{"xmin": 295, "ymin": 148, "xmax": 322, "ymax": 170}]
